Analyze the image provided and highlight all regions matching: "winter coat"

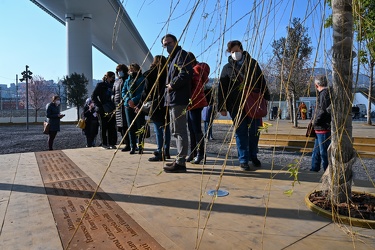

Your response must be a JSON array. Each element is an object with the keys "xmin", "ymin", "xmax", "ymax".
[
  {"xmin": 139, "ymin": 66, "xmax": 169, "ymax": 123},
  {"xmin": 91, "ymin": 80, "xmax": 115, "ymax": 116},
  {"xmin": 313, "ymin": 88, "xmax": 331, "ymax": 131},
  {"xmin": 164, "ymin": 46, "xmax": 193, "ymax": 107},
  {"xmin": 113, "ymin": 78, "xmax": 126, "ymax": 128},
  {"xmin": 189, "ymin": 62, "xmax": 209, "ymax": 110},
  {"xmin": 46, "ymin": 102, "xmax": 61, "ymax": 132},
  {"xmin": 218, "ymin": 51, "xmax": 270, "ymax": 117},
  {"xmin": 122, "ymin": 74, "xmax": 147, "ymax": 108},
  {"xmin": 82, "ymin": 105, "xmax": 99, "ymax": 137}
]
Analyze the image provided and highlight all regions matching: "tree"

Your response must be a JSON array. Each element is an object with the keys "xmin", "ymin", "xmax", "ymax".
[
  {"xmin": 322, "ymin": 0, "xmax": 355, "ymax": 206},
  {"xmin": 62, "ymin": 73, "xmax": 89, "ymax": 120},
  {"xmin": 272, "ymin": 17, "xmax": 313, "ymax": 127},
  {"xmin": 355, "ymin": 0, "xmax": 375, "ymax": 125},
  {"xmin": 20, "ymin": 75, "xmax": 53, "ymax": 122},
  {"xmin": 55, "ymin": 78, "xmax": 67, "ymax": 110}
]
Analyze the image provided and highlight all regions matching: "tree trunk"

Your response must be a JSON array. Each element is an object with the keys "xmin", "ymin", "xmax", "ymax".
[
  {"xmin": 367, "ymin": 63, "xmax": 373, "ymax": 125},
  {"xmin": 322, "ymin": 0, "xmax": 355, "ymax": 204},
  {"xmin": 76, "ymin": 107, "xmax": 80, "ymax": 121},
  {"xmin": 292, "ymin": 92, "xmax": 298, "ymax": 127}
]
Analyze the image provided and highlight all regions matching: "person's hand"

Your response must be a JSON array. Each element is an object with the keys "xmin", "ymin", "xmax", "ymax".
[
  {"xmin": 220, "ymin": 111, "xmax": 227, "ymax": 117},
  {"xmin": 166, "ymin": 84, "xmax": 173, "ymax": 91},
  {"xmin": 128, "ymin": 100, "xmax": 135, "ymax": 108},
  {"xmin": 134, "ymin": 107, "xmax": 140, "ymax": 113}
]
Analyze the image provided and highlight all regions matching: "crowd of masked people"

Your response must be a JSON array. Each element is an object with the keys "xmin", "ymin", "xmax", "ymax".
[{"xmin": 85, "ymin": 34, "xmax": 317, "ymax": 174}]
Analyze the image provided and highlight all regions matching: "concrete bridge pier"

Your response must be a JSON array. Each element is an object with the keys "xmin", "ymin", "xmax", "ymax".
[{"xmin": 65, "ymin": 13, "xmax": 94, "ymax": 95}]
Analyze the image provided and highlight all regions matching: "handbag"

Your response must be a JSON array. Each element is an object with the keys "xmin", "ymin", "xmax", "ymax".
[
  {"xmin": 43, "ymin": 121, "xmax": 50, "ymax": 134},
  {"xmin": 244, "ymin": 88, "xmax": 268, "ymax": 119},
  {"xmin": 76, "ymin": 118, "xmax": 86, "ymax": 129},
  {"xmin": 306, "ymin": 121, "xmax": 316, "ymax": 137},
  {"xmin": 141, "ymin": 101, "xmax": 153, "ymax": 114},
  {"xmin": 102, "ymin": 102, "xmax": 116, "ymax": 113}
]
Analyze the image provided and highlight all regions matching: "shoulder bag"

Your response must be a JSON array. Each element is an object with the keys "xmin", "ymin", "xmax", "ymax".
[
  {"xmin": 244, "ymin": 88, "xmax": 268, "ymax": 119},
  {"xmin": 76, "ymin": 118, "xmax": 86, "ymax": 129},
  {"xmin": 43, "ymin": 121, "xmax": 50, "ymax": 134},
  {"xmin": 306, "ymin": 121, "xmax": 316, "ymax": 137}
]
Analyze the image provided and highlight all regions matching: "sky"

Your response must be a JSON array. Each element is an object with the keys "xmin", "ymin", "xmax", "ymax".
[{"xmin": 0, "ymin": 0, "xmax": 331, "ymax": 86}]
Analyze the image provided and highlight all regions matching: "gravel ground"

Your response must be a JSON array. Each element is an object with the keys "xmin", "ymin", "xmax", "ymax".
[{"xmin": 0, "ymin": 123, "xmax": 374, "ymax": 182}]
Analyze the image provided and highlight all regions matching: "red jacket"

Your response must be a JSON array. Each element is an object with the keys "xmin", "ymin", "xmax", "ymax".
[{"xmin": 189, "ymin": 62, "xmax": 210, "ymax": 110}]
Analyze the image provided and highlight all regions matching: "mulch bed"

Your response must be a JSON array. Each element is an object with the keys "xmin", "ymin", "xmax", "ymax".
[{"xmin": 309, "ymin": 190, "xmax": 375, "ymax": 220}]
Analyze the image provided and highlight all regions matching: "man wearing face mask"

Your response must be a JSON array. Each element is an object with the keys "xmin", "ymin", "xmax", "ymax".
[
  {"xmin": 113, "ymin": 64, "xmax": 130, "ymax": 151},
  {"xmin": 161, "ymin": 34, "xmax": 193, "ymax": 173},
  {"xmin": 218, "ymin": 40, "xmax": 270, "ymax": 171},
  {"xmin": 92, "ymin": 71, "xmax": 118, "ymax": 149}
]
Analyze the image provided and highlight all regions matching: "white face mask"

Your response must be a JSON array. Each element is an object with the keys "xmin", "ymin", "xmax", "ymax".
[
  {"xmin": 231, "ymin": 51, "xmax": 242, "ymax": 61},
  {"xmin": 55, "ymin": 100, "xmax": 61, "ymax": 106}
]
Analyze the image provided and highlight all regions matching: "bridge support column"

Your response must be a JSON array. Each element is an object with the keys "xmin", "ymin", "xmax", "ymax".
[{"xmin": 65, "ymin": 13, "xmax": 94, "ymax": 96}]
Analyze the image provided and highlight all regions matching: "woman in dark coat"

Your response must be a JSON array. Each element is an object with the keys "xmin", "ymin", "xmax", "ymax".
[
  {"xmin": 46, "ymin": 95, "xmax": 65, "ymax": 150},
  {"xmin": 82, "ymin": 98, "xmax": 99, "ymax": 147},
  {"xmin": 92, "ymin": 71, "xmax": 117, "ymax": 149},
  {"xmin": 136, "ymin": 55, "xmax": 170, "ymax": 161}
]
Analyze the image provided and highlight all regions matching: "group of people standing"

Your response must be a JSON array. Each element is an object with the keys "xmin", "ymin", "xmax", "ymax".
[
  {"xmin": 45, "ymin": 35, "xmax": 330, "ymax": 175},
  {"xmin": 48, "ymin": 35, "xmax": 305, "ymax": 174}
]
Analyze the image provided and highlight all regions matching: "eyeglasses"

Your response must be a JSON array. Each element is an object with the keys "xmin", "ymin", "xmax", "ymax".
[{"xmin": 162, "ymin": 41, "xmax": 174, "ymax": 48}]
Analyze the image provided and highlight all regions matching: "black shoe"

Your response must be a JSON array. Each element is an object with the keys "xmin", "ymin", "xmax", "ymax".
[
  {"xmin": 138, "ymin": 146, "xmax": 143, "ymax": 154},
  {"xmin": 108, "ymin": 145, "xmax": 117, "ymax": 149},
  {"xmin": 129, "ymin": 149, "xmax": 136, "ymax": 154},
  {"xmin": 251, "ymin": 158, "xmax": 261, "ymax": 168},
  {"xmin": 148, "ymin": 156, "xmax": 163, "ymax": 162},
  {"xmin": 163, "ymin": 161, "xmax": 187, "ymax": 173},
  {"xmin": 121, "ymin": 146, "xmax": 131, "ymax": 152},
  {"xmin": 191, "ymin": 155, "xmax": 205, "ymax": 164},
  {"xmin": 165, "ymin": 160, "xmax": 176, "ymax": 167},
  {"xmin": 101, "ymin": 145, "xmax": 108, "ymax": 149},
  {"xmin": 209, "ymin": 137, "xmax": 215, "ymax": 141},
  {"xmin": 186, "ymin": 154, "xmax": 195, "ymax": 162},
  {"xmin": 240, "ymin": 163, "xmax": 255, "ymax": 171}
]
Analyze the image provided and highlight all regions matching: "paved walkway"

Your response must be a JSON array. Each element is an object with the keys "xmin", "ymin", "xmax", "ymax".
[{"xmin": 0, "ymin": 120, "xmax": 374, "ymax": 249}]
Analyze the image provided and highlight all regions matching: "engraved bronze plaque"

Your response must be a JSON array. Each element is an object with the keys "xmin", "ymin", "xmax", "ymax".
[{"xmin": 35, "ymin": 151, "xmax": 164, "ymax": 250}]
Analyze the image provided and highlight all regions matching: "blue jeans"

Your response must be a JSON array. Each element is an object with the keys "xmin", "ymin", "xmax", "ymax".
[
  {"xmin": 311, "ymin": 132, "xmax": 331, "ymax": 172},
  {"xmin": 233, "ymin": 116, "xmax": 261, "ymax": 164},
  {"xmin": 203, "ymin": 106, "xmax": 214, "ymax": 139},
  {"xmin": 153, "ymin": 121, "xmax": 171, "ymax": 155},
  {"xmin": 187, "ymin": 108, "xmax": 204, "ymax": 156},
  {"xmin": 125, "ymin": 107, "xmax": 144, "ymax": 149}
]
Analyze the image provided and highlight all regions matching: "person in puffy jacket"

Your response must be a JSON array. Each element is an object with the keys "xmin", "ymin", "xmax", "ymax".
[
  {"xmin": 310, "ymin": 75, "xmax": 331, "ymax": 172},
  {"xmin": 186, "ymin": 52, "xmax": 209, "ymax": 164},
  {"xmin": 218, "ymin": 40, "xmax": 270, "ymax": 171},
  {"xmin": 122, "ymin": 63, "xmax": 147, "ymax": 154},
  {"xmin": 113, "ymin": 64, "xmax": 130, "ymax": 151}
]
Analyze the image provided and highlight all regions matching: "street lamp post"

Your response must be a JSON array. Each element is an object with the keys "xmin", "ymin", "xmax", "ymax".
[{"xmin": 19, "ymin": 65, "xmax": 32, "ymax": 130}]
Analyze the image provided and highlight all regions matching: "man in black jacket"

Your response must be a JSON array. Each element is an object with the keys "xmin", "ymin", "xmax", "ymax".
[
  {"xmin": 162, "ymin": 34, "xmax": 193, "ymax": 173},
  {"xmin": 310, "ymin": 75, "xmax": 331, "ymax": 172},
  {"xmin": 218, "ymin": 40, "xmax": 270, "ymax": 171}
]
